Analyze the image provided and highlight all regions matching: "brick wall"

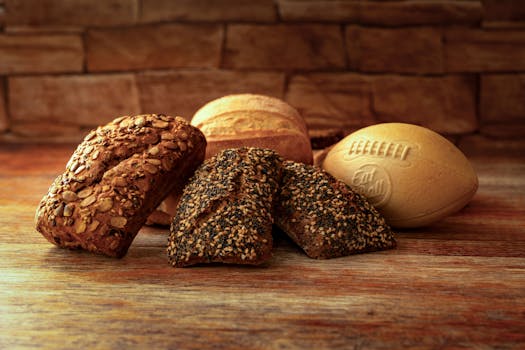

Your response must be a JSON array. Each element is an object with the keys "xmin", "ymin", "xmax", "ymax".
[{"xmin": 0, "ymin": 0, "xmax": 524, "ymax": 143}]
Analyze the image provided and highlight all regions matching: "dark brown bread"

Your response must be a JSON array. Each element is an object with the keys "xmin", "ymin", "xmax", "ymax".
[
  {"xmin": 275, "ymin": 161, "xmax": 396, "ymax": 259},
  {"xmin": 35, "ymin": 114, "xmax": 206, "ymax": 258},
  {"xmin": 168, "ymin": 147, "xmax": 282, "ymax": 267}
]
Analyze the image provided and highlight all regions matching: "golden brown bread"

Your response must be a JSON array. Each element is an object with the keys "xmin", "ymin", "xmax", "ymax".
[
  {"xmin": 35, "ymin": 114, "xmax": 206, "ymax": 258},
  {"xmin": 191, "ymin": 94, "xmax": 313, "ymax": 165}
]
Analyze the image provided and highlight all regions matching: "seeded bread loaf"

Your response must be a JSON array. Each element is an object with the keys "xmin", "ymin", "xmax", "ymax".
[
  {"xmin": 149, "ymin": 94, "xmax": 314, "ymax": 222},
  {"xmin": 35, "ymin": 114, "xmax": 206, "ymax": 258},
  {"xmin": 275, "ymin": 161, "xmax": 396, "ymax": 259},
  {"xmin": 168, "ymin": 147, "xmax": 282, "ymax": 267}
]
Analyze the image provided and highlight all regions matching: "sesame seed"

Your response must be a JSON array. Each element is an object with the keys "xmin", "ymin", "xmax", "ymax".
[
  {"xmin": 167, "ymin": 148, "xmax": 280, "ymax": 267},
  {"xmin": 274, "ymin": 161, "xmax": 396, "ymax": 259}
]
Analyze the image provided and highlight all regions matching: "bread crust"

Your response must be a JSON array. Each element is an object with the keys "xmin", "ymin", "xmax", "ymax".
[
  {"xmin": 168, "ymin": 147, "xmax": 282, "ymax": 267},
  {"xmin": 204, "ymin": 133, "xmax": 312, "ymax": 165},
  {"xmin": 191, "ymin": 94, "xmax": 313, "ymax": 164},
  {"xmin": 192, "ymin": 94, "xmax": 307, "ymax": 133},
  {"xmin": 35, "ymin": 114, "xmax": 206, "ymax": 258},
  {"xmin": 275, "ymin": 161, "xmax": 396, "ymax": 259}
]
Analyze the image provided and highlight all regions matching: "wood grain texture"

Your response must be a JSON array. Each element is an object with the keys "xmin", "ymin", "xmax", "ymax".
[{"xmin": 1, "ymin": 140, "xmax": 524, "ymax": 349}]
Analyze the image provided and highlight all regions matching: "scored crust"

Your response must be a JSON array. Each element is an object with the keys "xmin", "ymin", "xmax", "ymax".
[
  {"xmin": 275, "ymin": 161, "xmax": 396, "ymax": 259},
  {"xmin": 202, "ymin": 132, "xmax": 312, "ymax": 166},
  {"xmin": 191, "ymin": 94, "xmax": 313, "ymax": 164},
  {"xmin": 35, "ymin": 114, "xmax": 206, "ymax": 258},
  {"xmin": 168, "ymin": 147, "xmax": 283, "ymax": 267},
  {"xmin": 191, "ymin": 94, "xmax": 308, "ymax": 134}
]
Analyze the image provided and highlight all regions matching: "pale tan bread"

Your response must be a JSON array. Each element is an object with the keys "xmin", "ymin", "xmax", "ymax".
[
  {"xmin": 190, "ymin": 94, "xmax": 313, "ymax": 165},
  {"xmin": 322, "ymin": 123, "xmax": 478, "ymax": 228}
]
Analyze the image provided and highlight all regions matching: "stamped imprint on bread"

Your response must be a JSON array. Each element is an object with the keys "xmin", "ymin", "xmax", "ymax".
[
  {"xmin": 351, "ymin": 164, "xmax": 391, "ymax": 208},
  {"xmin": 345, "ymin": 138, "xmax": 417, "ymax": 207},
  {"xmin": 346, "ymin": 138, "xmax": 415, "ymax": 165}
]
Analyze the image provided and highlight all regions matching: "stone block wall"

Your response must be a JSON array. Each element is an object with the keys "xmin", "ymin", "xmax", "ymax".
[{"xmin": 0, "ymin": 0, "xmax": 524, "ymax": 143}]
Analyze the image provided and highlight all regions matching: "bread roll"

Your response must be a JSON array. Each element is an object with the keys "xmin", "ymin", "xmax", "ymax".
[
  {"xmin": 35, "ymin": 114, "xmax": 206, "ymax": 258},
  {"xmin": 191, "ymin": 94, "xmax": 313, "ymax": 165},
  {"xmin": 275, "ymin": 161, "xmax": 396, "ymax": 259},
  {"xmin": 168, "ymin": 148, "xmax": 282, "ymax": 267},
  {"xmin": 322, "ymin": 123, "xmax": 478, "ymax": 228},
  {"xmin": 146, "ymin": 94, "xmax": 314, "ymax": 223}
]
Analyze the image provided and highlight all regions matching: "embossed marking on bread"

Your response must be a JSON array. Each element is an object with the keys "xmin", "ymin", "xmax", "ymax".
[{"xmin": 35, "ymin": 114, "xmax": 206, "ymax": 258}]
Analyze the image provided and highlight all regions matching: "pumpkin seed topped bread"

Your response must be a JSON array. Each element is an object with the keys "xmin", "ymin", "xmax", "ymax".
[
  {"xmin": 168, "ymin": 147, "xmax": 282, "ymax": 267},
  {"xmin": 275, "ymin": 161, "xmax": 396, "ymax": 259},
  {"xmin": 35, "ymin": 114, "xmax": 206, "ymax": 258}
]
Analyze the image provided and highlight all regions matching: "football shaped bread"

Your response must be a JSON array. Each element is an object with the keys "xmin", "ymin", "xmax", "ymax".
[{"xmin": 322, "ymin": 123, "xmax": 478, "ymax": 228}]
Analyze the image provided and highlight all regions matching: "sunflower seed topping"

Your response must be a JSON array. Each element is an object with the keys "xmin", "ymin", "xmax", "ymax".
[
  {"xmin": 80, "ymin": 195, "xmax": 97, "ymax": 207},
  {"xmin": 97, "ymin": 198, "xmax": 113, "ymax": 212},
  {"xmin": 62, "ymin": 191, "xmax": 78, "ymax": 202},
  {"xmin": 77, "ymin": 188, "xmax": 93, "ymax": 199},
  {"xmin": 110, "ymin": 216, "xmax": 127, "ymax": 229}
]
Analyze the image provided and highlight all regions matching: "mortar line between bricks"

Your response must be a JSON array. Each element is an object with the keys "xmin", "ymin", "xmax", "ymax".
[
  {"xmin": 4, "ymin": 68, "xmax": 492, "ymax": 79},
  {"xmin": 3, "ymin": 76, "xmax": 11, "ymax": 133},
  {"xmin": 81, "ymin": 30, "xmax": 88, "ymax": 73},
  {"xmin": 218, "ymin": 23, "xmax": 227, "ymax": 69},
  {"xmin": 341, "ymin": 24, "xmax": 350, "ymax": 70},
  {"xmin": 475, "ymin": 73, "xmax": 482, "ymax": 133}
]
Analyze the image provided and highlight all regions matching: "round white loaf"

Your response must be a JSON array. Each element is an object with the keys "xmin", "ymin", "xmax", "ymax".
[
  {"xmin": 191, "ymin": 94, "xmax": 313, "ymax": 164},
  {"xmin": 151, "ymin": 94, "xmax": 314, "ymax": 223},
  {"xmin": 322, "ymin": 123, "xmax": 478, "ymax": 228}
]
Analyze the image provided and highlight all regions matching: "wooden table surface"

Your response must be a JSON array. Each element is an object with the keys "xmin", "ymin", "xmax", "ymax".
[{"xmin": 1, "ymin": 137, "xmax": 524, "ymax": 349}]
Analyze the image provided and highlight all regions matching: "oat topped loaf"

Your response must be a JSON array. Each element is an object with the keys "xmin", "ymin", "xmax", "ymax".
[
  {"xmin": 168, "ymin": 147, "xmax": 283, "ymax": 267},
  {"xmin": 35, "ymin": 114, "xmax": 206, "ymax": 258},
  {"xmin": 275, "ymin": 161, "xmax": 396, "ymax": 259}
]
